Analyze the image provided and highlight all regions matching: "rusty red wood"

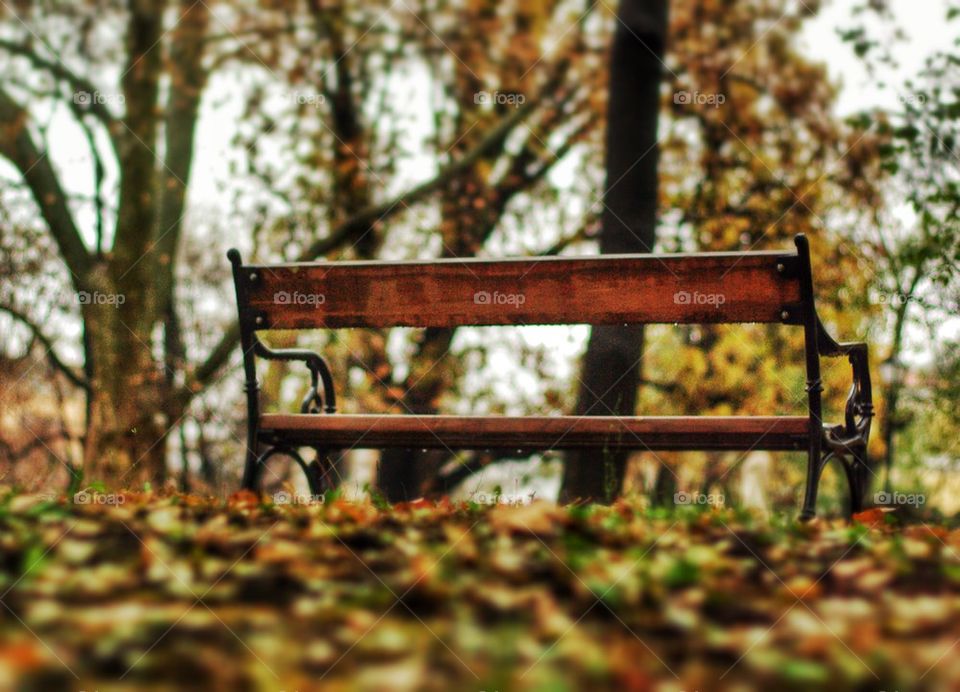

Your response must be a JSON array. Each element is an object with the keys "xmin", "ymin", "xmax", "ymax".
[
  {"xmin": 259, "ymin": 414, "xmax": 810, "ymax": 451},
  {"xmin": 242, "ymin": 252, "xmax": 802, "ymax": 329}
]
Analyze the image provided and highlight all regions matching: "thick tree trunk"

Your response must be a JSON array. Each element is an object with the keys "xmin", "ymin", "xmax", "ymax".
[
  {"xmin": 78, "ymin": 0, "xmax": 207, "ymax": 489},
  {"xmin": 73, "ymin": 0, "xmax": 169, "ymax": 488},
  {"xmin": 81, "ymin": 294, "xmax": 169, "ymax": 487},
  {"xmin": 560, "ymin": 0, "xmax": 667, "ymax": 503}
]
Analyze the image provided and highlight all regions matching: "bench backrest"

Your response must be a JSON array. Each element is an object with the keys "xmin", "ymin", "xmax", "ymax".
[{"xmin": 229, "ymin": 248, "xmax": 809, "ymax": 330}]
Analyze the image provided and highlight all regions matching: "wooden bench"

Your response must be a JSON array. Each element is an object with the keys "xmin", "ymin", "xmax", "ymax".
[{"xmin": 228, "ymin": 234, "xmax": 873, "ymax": 518}]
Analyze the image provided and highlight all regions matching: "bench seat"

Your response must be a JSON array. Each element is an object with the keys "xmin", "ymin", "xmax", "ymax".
[{"xmin": 259, "ymin": 414, "xmax": 810, "ymax": 451}]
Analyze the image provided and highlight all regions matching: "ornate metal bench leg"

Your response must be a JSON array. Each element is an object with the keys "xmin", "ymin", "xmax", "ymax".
[
  {"xmin": 841, "ymin": 454, "xmax": 864, "ymax": 517},
  {"xmin": 241, "ymin": 445, "xmax": 260, "ymax": 491},
  {"xmin": 240, "ymin": 380, "xmax": 261, "ymax": 491},
  {"xmin": 243, "ymin": 448, "xmax": 271, "ymax": 493},
  {"xmin": 848, "ymin": 446, "xmax": 869, "ymax": 516},
  {"xmin": 800, "ymin": 446, "xmax": 829, "ymax": 522},
  {"xmin": 250, "ymin": 446, "xmax": 316, "ymax": 497},
  {"xmin": 305, "ymin": 456, "xmax": 325, "ymax": 497}
]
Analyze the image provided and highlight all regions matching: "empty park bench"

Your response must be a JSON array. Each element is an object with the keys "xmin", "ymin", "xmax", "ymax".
[{"xmin": 228, "ymin": 234, "xmax": 873, "ymax": 519}]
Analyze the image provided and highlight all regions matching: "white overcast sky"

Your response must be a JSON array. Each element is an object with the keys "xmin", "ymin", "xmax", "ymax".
[
  {"xmin": 800, "ymin": 0, "xmax": 960, "ymax": 357},
  {"xmin": 801, "ymin": 0, "xmax": 956, "ymax": 115}
]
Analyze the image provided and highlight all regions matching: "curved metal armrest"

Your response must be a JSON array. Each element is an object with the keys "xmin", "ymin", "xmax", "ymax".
[
  {"xmin": 816, "ymin": 317, "xmax": 873, "ymax": 445},
  {"xmin": 253, "ymin": 340, "xmax": 337, "ymax": 413}
]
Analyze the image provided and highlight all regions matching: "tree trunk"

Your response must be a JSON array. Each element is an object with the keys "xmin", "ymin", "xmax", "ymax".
[
  {"xmin": 81, "ymin": 294, "xmax": 169, "ymax": 487},
  {"xmin": 78, "ymin": 0, "xmax": 207, "ymax": 489},
  {"xmin": 880, "ymin": 266, "xmax": 920, "ymax": 495},
  {"xmin": 560, "ymin": 0, "xmax": 668, "ymax": 503},
  {"xmin": 377, "ymin": 327, "xmax": 458, "ymax": 501}
]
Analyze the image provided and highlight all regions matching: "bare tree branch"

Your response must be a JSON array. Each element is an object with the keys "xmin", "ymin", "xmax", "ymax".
[
  {"xmin": 155, "ymin": 0, "xmax": 211, "ymax": 367},
  {"xmin": 0, "ymin": 87, "xmax": 91, "ymax": 281},
  {"xmin": 0, "ymin": 39, "xmax": 122, "ymax": 133},
  {"xmin": 0, "ymin": 431, "xmax": 72, "ymax": 465},
  {"xmin": 180, "ymin": 323, "xmax": 239, "ymax": 404},
  {"xmin": 0, "ymin": 305, "xmax": 90, "ymax": 390},
  {"xmin": 111, "ymin": 1, "xmax": 164, "ymax": 278},
  {"xmin": 301, "ymin": 100, "xmax": 538, "ymax": 259}
]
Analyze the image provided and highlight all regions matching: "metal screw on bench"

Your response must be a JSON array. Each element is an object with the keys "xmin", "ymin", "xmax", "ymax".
[
  {"xmin": 249, "ymin": 271, "xmax": 258, "ymax": 282},
  {"xmin": 255, "ymin": 315, "xmax": 264, "ymax": 326},
  {"xmin": 777, "ymin": 262, "xmax": 785, "ymax": 273},
  {"xmin": 781, "ymin": 309, "xmax": 790, "ymax": 320}
]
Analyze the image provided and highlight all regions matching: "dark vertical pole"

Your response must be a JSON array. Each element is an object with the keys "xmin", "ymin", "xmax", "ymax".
[
  {"xmin": 795, "ymin": 235, "xmax": 824, "ymax": 520},
  {"xmin": 846, "ymin": 450, "xmax": 865, "ymax": 515},
  {"xmin": 228, "ymin": 250, "xmax": 262, "ymax": 491},
  {"xmin": 561, "ymin": 0, "xmax": 668, "ymax": 503}
]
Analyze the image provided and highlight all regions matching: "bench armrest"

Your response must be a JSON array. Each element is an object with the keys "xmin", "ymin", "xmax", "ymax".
[
  {"xmin": 253, "ymin": 340, "xmax": 337, "ymax": 414},
  {"xmin": 816, "ymin": 317, "xmax": 873, "ymax": 449}
]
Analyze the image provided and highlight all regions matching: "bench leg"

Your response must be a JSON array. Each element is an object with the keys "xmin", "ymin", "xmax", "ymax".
[
  {"xmin": 247, "ymin": 446, "xmax": 316, "ymax": 496},
  {"xmin": 303, "ymin": 460, "xmax": 323, "ymax": 497},
  {"xmin": 803, "ymin": 446, "xmax": 868, "ymax": 521},
  {"xmin": 243, "ymin": 447, "xmax": 271, "ymax": 493},
  {"xmin": 241, "ymin": 429, "xmax": 260, "ymax": 491},
  {"xmin": 844, "ymin": 446, "xmax": 869, "ymax": 517},
  {"xmin": 841, "ymin": 454, "xmax": 864, "ymax": 517},
  {"xmin": 799, "ymin": 445, "xmax": 828, "ymax": 522},
  {"xmin": 241, "ymin": 379, "xmax": 261, "ymax": 492},
  {"xmin": 241, "ymin": 446, "xmax": 260, "ymax": 491}
]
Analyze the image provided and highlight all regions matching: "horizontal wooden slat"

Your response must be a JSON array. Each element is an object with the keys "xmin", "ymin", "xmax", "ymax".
[
  {"xmin": 259, "ymin": 414, "xmax": 810, "ymax": 451},
  {"xmin": 240, "ymin": 252, "xmax": 803, "ymax": 329}
]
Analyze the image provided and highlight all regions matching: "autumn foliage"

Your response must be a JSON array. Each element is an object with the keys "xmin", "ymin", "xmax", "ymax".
[{"xmin": 1, "ymin": 490, "xmax": 958, "ymax": 690}]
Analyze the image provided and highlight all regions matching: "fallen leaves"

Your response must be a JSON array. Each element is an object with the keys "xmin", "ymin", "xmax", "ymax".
[
  {"xmin": 0, "ymin": 489, "xmax": 957, "ymax": 691},
  {"xmin": 851, "ymin": 507, "xmax": 896, "ymax": 528},
  {"xmin": 487, "ymin": 500, "xmax": 566, "ymax": 535}
]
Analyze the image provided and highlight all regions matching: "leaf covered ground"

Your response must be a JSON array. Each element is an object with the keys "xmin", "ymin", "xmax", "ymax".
[{"xmin": 0, "ymin": 490, "xmax": 959, "ymax": 691}]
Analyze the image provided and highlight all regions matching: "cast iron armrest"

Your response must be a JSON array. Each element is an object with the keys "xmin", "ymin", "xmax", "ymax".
[
  {"xmin": 815, "ymin": 316, "xmax": 873, "ymax": 450},
  {"xmin": 253, "ymin": 340, "xmax": 337, "ymax": 414}
]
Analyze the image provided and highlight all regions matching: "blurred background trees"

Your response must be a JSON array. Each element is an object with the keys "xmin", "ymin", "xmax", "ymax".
[
  {"xmin": 0, "ymin": 0, "xmax": 956, "ymax": 514},
  {"xmin": 560, "ymin": 0, "xmax": 666, "ymax": 504},
  {"xmin": 837, "ymin": 0, "xmax": 960, "ymax": 507}
]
